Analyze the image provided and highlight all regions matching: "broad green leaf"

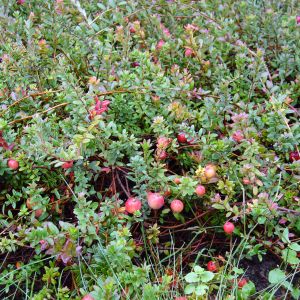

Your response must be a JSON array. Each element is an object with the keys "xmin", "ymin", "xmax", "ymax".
[
  {"xmin": 268, "ymin": 268, "xmax": 286, "ymax": 284},
  {"xmin": 241, "ymin": 281, "xmax": 256, "ymax": 298},
  {"xmin": 282, "ymin": 228, "xmax": 290, "ymax": 244},
  {"xmin": 185, "ymin": 272, "xmax": 199, "ymax": 283},
  {"xmin": 194, "ymin": 266, "xmax": 204, "ymax": 273},
  {"xmin": 184, "ymin": 284, "xmax": 195, "ymax": 294},
  {"xmin": 200, "ymin": 271, "xmax": 214, "ymax": 283},
  {"xmin": 195, "ymin": 284, "xmax": 208, "ymax": 296}
]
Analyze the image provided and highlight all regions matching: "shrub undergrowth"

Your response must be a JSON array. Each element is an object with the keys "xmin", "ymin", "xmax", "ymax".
[{"xmin": 0, "ymin": 0, "xmax": 299, "ymax": 299}]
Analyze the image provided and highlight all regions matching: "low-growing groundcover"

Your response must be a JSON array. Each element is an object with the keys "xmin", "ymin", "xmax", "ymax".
[{"xmin": 0, "ymin": 0, "xmax": 300, "ymax": 299}]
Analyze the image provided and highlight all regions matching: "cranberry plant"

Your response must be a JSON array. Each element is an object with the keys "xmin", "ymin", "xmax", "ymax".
[{"xmin": 0, "ymin": 0, "xmax": 299, "ymax": 299}]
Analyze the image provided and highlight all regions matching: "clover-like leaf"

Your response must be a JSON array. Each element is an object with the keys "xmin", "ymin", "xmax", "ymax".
[
  {"xmin": 199, "ymin": 271, "xmax": 214, "ymax": 283},
  {"xmin": 282, "ymin": 249, "xmax": 300, "ymax": 265},
  {"xmin": 268, "ymin": 268, "xmax": 286, "ymax": 284},
  {"xmin": 184, "ymin": 284, "xmax": 195, "ymax": 295},
  {"xmin": 289, "ymin": 243, "xmax": 300, "ymax": 251},
  {"xmin": 195, "ymin": 284, "xmax": 208, "ymax": 296},
  {"xmin": 185, "ymin": 272, "xmax": 199, "ymax": 283}
]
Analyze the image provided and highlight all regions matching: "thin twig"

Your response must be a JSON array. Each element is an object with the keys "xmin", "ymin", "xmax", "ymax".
[
  {"xmin": 9, "ymin": 102, "xmax": 68, "ymax": 125},
  {"xmin": 0, "ymin": 89, "xmax": 63, "ymax": 116},
  {"xmin": 158, "ymin": 209, "xmax": 214, "ymax": 229},
  {"xmin": 277, "ymin": 207, "xmax": 300, "ymax": 216},
  {"xmin": 116, "ymin": 172, "xmax": 131, "ymax": 198}
]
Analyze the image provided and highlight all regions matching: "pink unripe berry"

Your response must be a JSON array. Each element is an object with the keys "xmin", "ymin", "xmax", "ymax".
[
  {"xmin": 223, "ymin": 221, "xmax": 235, "ymax": 234},
  {"xmin": 195, "ymin": 185, "xmax": 206, "ymax": 196},
  {"xmin": 170, "ymin": 199, "xmax": 184, "ymax": 213},
  {"xmin": 8, "ymin": 159, "xmax": 19, "ymax": 170},
  {"xmin": 296, "ymin": 16, "xmax": 300, "ymax": 25},
  {"xmin": 147, "ymin": 192, "xmax": 165, "ymax": 210},
  {"xmin": 185, "ymin": 48, "xmax": 193, "ymax": 57},
  {"xmin": 125, "ymin": 197, "xmax": 142, "ymax": 214}
]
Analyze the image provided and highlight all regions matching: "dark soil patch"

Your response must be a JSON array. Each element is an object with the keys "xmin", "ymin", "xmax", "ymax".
[
  {"xmin": 240, "ymin": 255, "xmax": 280, "ymax": 292},
  {"xmin": 240, "ymin": 255, "xmax": 300, "ymax": 297}
]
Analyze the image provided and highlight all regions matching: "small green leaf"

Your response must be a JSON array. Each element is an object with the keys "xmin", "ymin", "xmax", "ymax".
[
  {"xmin": 0, "ymin": 118, "xmax": 8, "ymax": 130},
  {"xmin": 291, "ymin": 288, "xmax": 300, "ymax": 300},
  {"xmin": 212, "ymin": 203, "xmax": 225, "ymax": 210},
  {"xmin": 257, "ymin": 216, "xmax": 266, "ymax": 224},
  {"xmin": 282, "ymin": 228, "xmax": 290, "ymax": 244},
  {"xmin": 232, "ymin": 267, "xmax": 244, "ymax": 275},
  {"xmin": 289, "ymin": 243, "xmax": 300, "ymax": 251},
  {"xmin": 282, "ymin": 280, "xmax": 293, "ymax": 291}
]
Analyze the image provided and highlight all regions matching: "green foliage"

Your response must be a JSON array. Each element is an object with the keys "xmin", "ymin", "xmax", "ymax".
[
  {"xmin": 0, "ymin": 0, "xmax": 299, "ymax": 299},
  {"xmin": 184, "ymin": 266, "xmax": 214, "ymax": 296}
]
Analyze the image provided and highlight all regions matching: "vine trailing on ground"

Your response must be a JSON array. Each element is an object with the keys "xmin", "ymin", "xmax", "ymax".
[{"xmin": 0, "ymin": 0, "xmax": 300, "ymax": 299}]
